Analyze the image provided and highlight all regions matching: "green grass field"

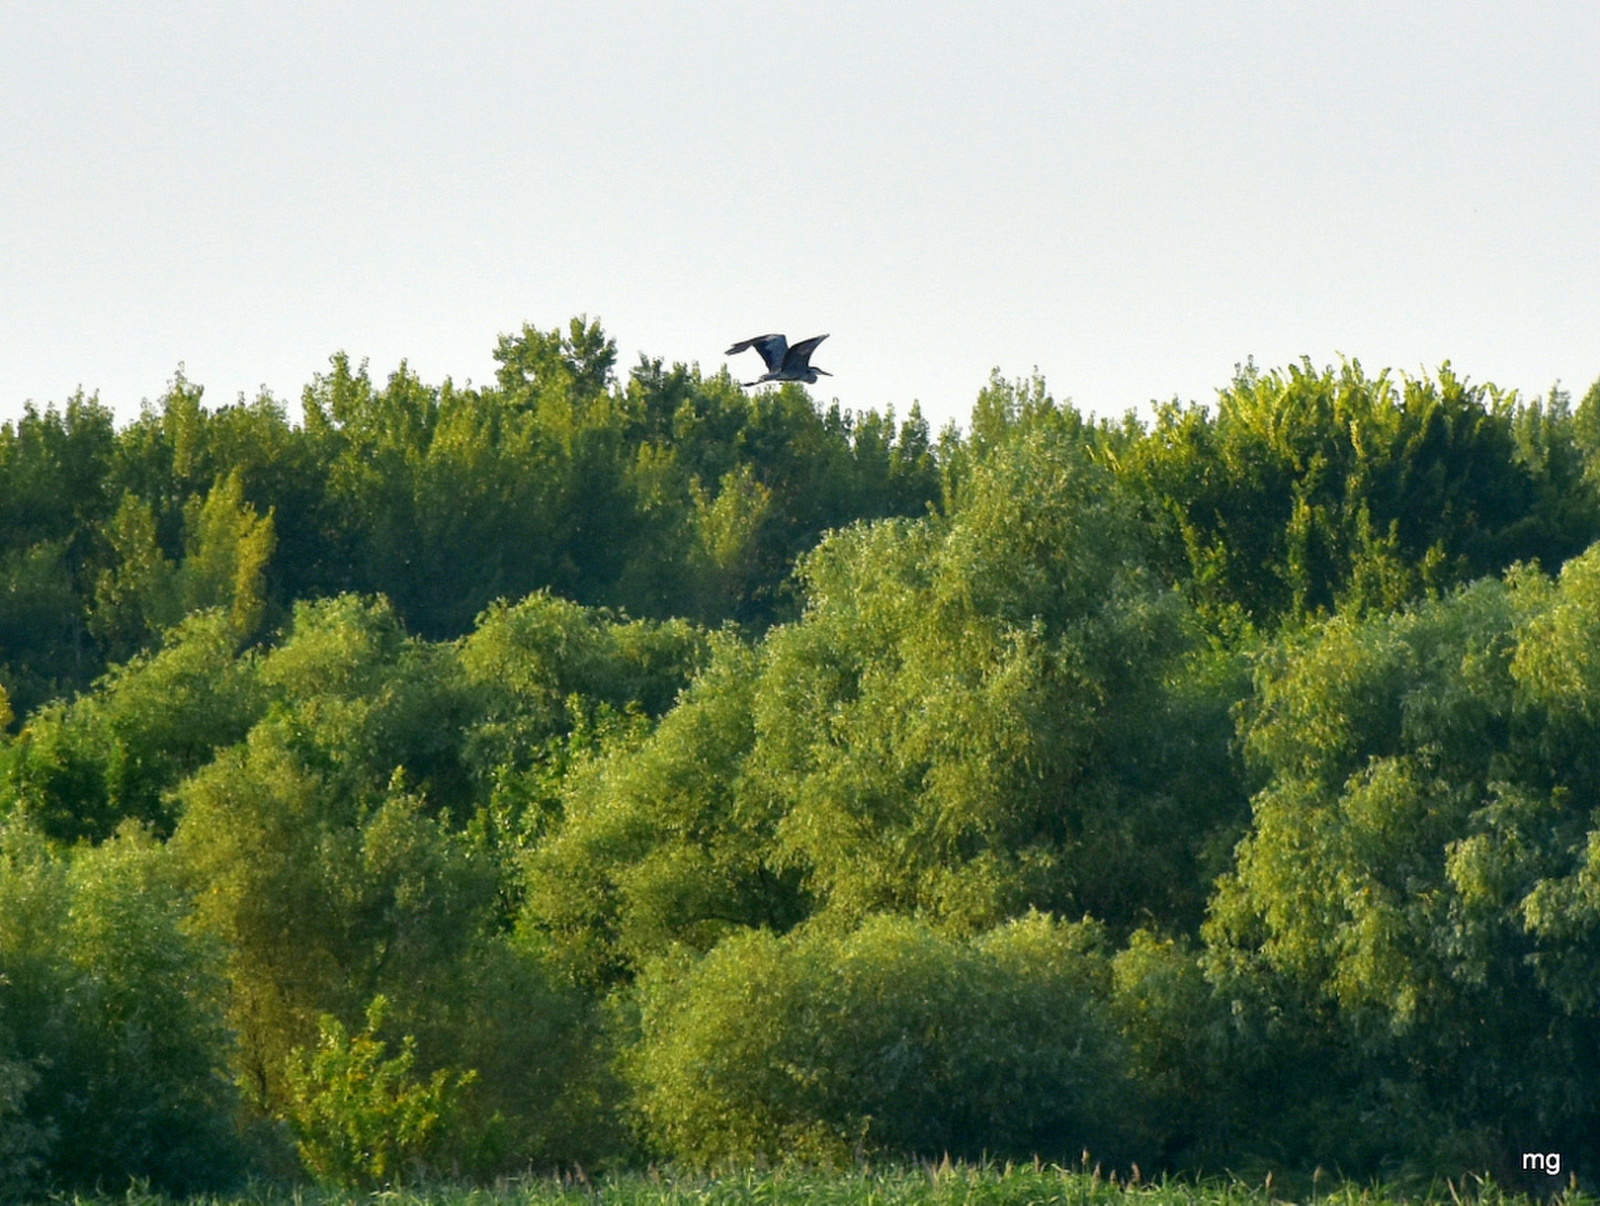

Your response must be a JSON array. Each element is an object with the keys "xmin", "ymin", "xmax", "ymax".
[{"xmin": 77, "ymin": 1163, "xmax": 1590, "ymax": 1206}]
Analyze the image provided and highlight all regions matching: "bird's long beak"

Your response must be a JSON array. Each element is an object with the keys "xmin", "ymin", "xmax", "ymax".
[{"xmin": 815, "ymin": 368, "xmax": 833, "ymax": 376}]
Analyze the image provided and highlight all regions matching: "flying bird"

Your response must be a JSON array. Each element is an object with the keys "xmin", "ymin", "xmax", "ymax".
[{"xmin": 725, "ymin": 334, "xmax": 831, "ymax": 387}]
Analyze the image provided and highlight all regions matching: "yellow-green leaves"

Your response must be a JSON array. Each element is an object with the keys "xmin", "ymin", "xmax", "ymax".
[
  {"xmin": 629, "ymin": 913, "xmax": 1124, "ymax": 1167},
  {"xmin": 283, "ymin": 995, "xmax": 477, "ymax": 1191}
]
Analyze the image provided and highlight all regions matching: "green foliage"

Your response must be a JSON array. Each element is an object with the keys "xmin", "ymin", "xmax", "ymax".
[
  {"xmin": 0, "ymin": 540, "xmax": 88, "ymax": 719},
  {"xmin": 1109, "ymin": 931, "xmax": 1229, "ymax": 1163},
  {"xmin": 522, "ymin": 637, "xmax": 793, "ymax": 988},
  {"xmin": 173, "ymin": 725, "xmax": 495, "ymax": 1115},
  {"xmin": 495, "ymin": 315, "xmax": 619, "ymax": 403},
  {"xmin": 687, "ymin": 464, "xmax": 774, "ymax": 621},
  {"xmin": 283, "ymin": 995, "xmax": 477, "ymax": 1190},
  {"xmin": 524, "ymin": 418, "xmax": 1245, "ymax": 994},
  {"xmin": 8, "ymin": 336, "xmax": 1600, "ymax": 1191},
  {"xmin": 629, "ymin": 913, "xmax": 1128, "ymax": 1167},
  {"xmin": 0, "ymin": 397, "xmax": 118, "ymax": 712},
  {"xmin": 252, "ymin": 593, "xmax": 476, "ymax": 807},
  {"xmin": 1, "ymin": 608, "xmax": 261, "ymax": 840},
  {"xmin": 89, "ymin": 490, "xmax": 178, "ymax": 659},
  {"xmin": 409, "ymin": 935, "xmax": 628, "ymax": 1174},
  {"xmin": 25, "ymin": 1163, "xmax": 1575, "ymax": 1206},
  {"xmin": 1128, "ymin": 360, "xmax": 1598, "ymax": 631},
  {"xmin": 752, "ymin": 427, "xmax": 1239, "ymax": 935},
  {"xmin": 0, "ymin": 1023, "xmax": 48, "ymax": 1202},
  {"xmin": 0, "ymin": 318, "xmax": 941, "ymax": 717},
  {"xmin": 0, "ymin": 817, "xmax": 242, "ymax": 1194},
  {"xmin": 87, "ymin": 469, "xmax": 277, "ymax": 648},
  {"xmin": 1205, "ymin": 549, "xmax": 1600, "ymax": 1175},
  {"xmin": 285, "ymin": 324, "xmax": 941, "ymax": 640},
  {"xmin": 171, "ymin": 592, "xmax": 617, "ymax": 1174},
  {"xmin": 172, "ymin": 470, "xmax": 277, "ymax": 638},
  {"xmin": 459, "ymin": 590, "xmax": 708, "ymax": 787},
  {"xmin": 0, "ymin": 395, "xmax": 118, "ymax": 552}
]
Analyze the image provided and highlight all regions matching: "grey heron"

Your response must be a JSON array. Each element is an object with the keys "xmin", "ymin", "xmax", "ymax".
[{"xmin": 725, "ymin": 334, "xmax": 831, "ymax": 387}]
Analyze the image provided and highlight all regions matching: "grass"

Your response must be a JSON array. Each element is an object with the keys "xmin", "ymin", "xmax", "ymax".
[{"xmin": 74, "ymin": 1162, "xmax": 1593, "ymax": 1206}]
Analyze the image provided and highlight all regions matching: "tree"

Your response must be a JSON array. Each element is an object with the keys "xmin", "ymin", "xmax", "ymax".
[
  {"xmin": 173, "ymin": 727, "xmax": 496, "ymax": 1116},
  {"xmin": 629, "ymin": 913, "xmax": 1128, "ymax": 1166},
  {"xmin": 0, "ymin": 818, "xmax": 242, "ymax": 1194},
  {"xmin": 0, "ymin": 997, "xmax": 50, "ymax": 1200},
  {"xmin": 1204, "ymin": 549, "xmax": 1600, "ymax": 1177},
  {"xmin": 521, "ymin": 638, "xmax": 795, "ymax": 988},
  {"xmin": 1126, "ymin": 359, "xmax": 1596, "ymax": 631},
  {"xmin": 173, "ymin": 471, "xmax": 277, "ymax": 638},
  {"xmin": 494, "ymin": 315, "xmax": 618, "ymax": 404},
  {"xmin": 753, "ymin": 426, "xmax": 1237, "ymax": 935},
  {"xmin": 458, "ymin": 590, "xmax": 707, "ymax": 790},
  {"xmin": 0, "ymin": 542, "xmax": 87, "ymax": 720},
  {"xmin": 522, "ymin": 418, "xmax": 1245, "ymax": 997},
  {"xmin": 1, "ymin": 608, "xmax": 261, "ymax": 841},
  {"xmin": 252, "ymin": 593, "xmax": 475, "ymax": 806}
]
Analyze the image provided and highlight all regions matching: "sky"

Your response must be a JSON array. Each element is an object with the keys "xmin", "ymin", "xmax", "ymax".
[{"xmin": 3, "ymin": 1, "xmax": 1597, "ymax": 434}]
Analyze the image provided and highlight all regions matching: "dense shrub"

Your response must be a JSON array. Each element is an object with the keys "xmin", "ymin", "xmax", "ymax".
[
  {"xmin": 628, "ymin": 913, "xmax": 1130, "ymax": 1166},
  {"xmin": 282, "ymin": 995, "xmax": 477, "ymax": 1190},
  {"xmin": 0, "ymin": 818, "xmax": 243, "ymax": 1194}
]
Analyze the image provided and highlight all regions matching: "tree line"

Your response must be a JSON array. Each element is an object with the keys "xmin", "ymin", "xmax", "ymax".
[{"xmin": 3, "ymin": 319, "xmax": 1600, "ymax": 1195}]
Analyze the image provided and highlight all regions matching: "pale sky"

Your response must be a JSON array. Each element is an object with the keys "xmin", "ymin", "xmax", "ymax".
[{"xmin": 4, "ymin": 1, "xmax": 1597, "ymax": 433}]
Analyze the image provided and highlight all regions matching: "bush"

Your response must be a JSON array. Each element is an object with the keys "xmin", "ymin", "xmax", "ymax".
[
  {"xmin": 283, "ymin": 995, "xmax": 477, "ymax": 1190},
  {"xmin": 0, "ymin": 1035, "xmax": 49, "ymax": 1202},
  {"xmin": 0, "ymin": 818, "xmax": 243, "ymax": 1194},
  {"xmin": 628, "ymin": 913, "xmax": 1130, "ymax": 1166}
]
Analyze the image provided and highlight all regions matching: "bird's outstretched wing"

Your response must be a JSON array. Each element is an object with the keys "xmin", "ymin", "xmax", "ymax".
[
  {"xmin": 726, "ymin": 334, "xmax": 788, "ymax": 374},
  {"xmin": 786, "ymin": 335, "xmax": 829, "ymax": 367}
]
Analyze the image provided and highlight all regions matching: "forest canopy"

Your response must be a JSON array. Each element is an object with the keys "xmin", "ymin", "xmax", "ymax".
[{"xmin": 3, "ymin": 319, "xmax": 1600, "ymax": 1196}]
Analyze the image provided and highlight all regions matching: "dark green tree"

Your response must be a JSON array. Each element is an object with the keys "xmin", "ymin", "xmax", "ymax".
[
  {"xmin": 1205, "ymin": 548, "xmax": 1600, "ymax": 1177},
  {"xmin": 0, "ymin": 818, "xmax": 243, "ymax": 1194},
  {"xmin": 0, "ymin": 608, "xmax": 262, "ymax": 841},
  {"xmin": 1126, "ymin": 360, "xmax": 1599, "ymax": 632}
]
